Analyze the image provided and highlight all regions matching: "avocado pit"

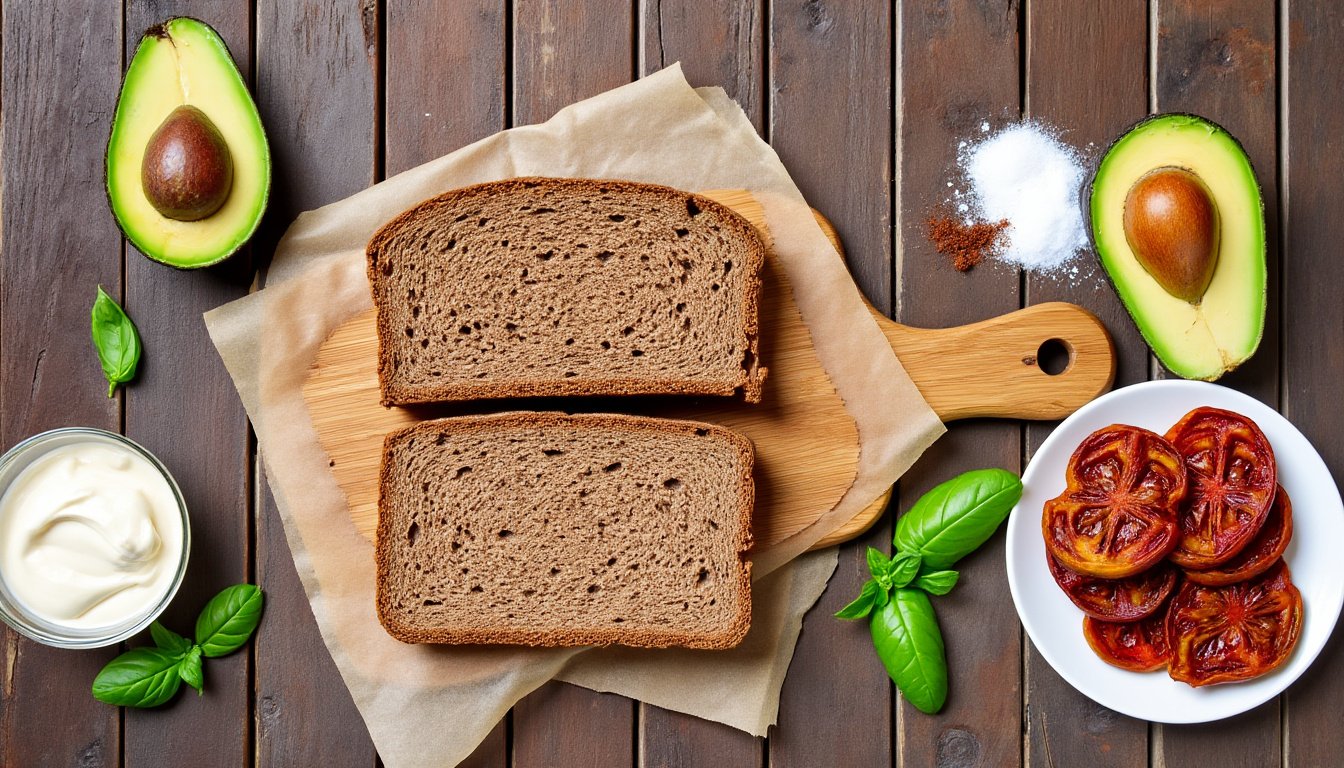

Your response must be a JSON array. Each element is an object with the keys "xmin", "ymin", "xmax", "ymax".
[
  {"xmin": 141, "ymin": 105, "xmax": 234, "ymax": 222},
  {"xmin": 1122, "ymin": 166, "xmax": 1219, "ymax": 304}
]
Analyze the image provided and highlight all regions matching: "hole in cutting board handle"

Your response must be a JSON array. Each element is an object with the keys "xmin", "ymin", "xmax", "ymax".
[{"xmin": 1036, "ymin": 338, "xmax": 1073, "ymax": 376}]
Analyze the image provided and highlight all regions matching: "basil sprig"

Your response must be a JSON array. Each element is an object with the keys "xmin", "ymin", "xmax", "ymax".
[
  {"xmin": 90, "ymin": 285, "xmax": 142, "ymax": 398},
  {"xmin": 837, "ymin": 468, "xmax": 1022, "ymax": 714},
  {"xmin": 93, "ymin": 585, "xmax": 264, "ymax": 708}
]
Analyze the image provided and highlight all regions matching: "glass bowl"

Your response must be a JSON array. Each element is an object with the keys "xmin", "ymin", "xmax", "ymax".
[{"xmin": 0, "ymin": 427, "xmax": 191, "ymax": 648}]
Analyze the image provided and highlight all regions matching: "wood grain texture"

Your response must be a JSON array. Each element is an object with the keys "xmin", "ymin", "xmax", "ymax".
[
  {"xmin": 509, "ymin": 1, "xmax": 637, "ymax": 760},
  {"xmin": 303, "ymin": 191, "xmax": 860, "ymax": 554},
  {"xmin": 896, "ymin": 1, "xmax": 1022, "ymax": 767},
  {"xmin": 1023, "ymin": 2, "xmax": 1150, "ymax": 765},
  {"xmin": 767, "ymin": 1, "xmax": 893, "ymax": 766},
  {"xmin": 121, "ymin": 1, "xmax": 255, "ymax": 765},
  {"xmin": 386, "ymin": 0, "xmax": 506, "ymax": 177},
  {"xmin": 253, "ymin": 0, "xmax": 379, "ymax": 764},
  {"xmin": 0, "ymin": 1, "xmax": 124, "ymax": 765},
  {"xmin": 1152, "ymin": 1, "xmax": 1282, "ymax": 764},
  {"xmin": 1282, "ymin": 2, "xmax": 1344, "ymax": 766},
  {"xmin": 512, "ymin": 0, "xmax": 635, "ymax": 126},
  {"xmin": 639, "ymin": 0, "xmax": 765, "ymax": 133},
  {"xmin": 636, "ymin": 6, "xmax": 768, "ymax": 762}
]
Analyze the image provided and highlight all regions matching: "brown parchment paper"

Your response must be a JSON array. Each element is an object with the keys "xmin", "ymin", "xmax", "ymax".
[{"xmin": 204, "ymin": 65, "xmax": 943, "ymax": 767}]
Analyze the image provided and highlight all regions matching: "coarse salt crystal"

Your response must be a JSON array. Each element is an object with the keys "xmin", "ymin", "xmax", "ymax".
[{"xmin": 960, "ymin": 123, "xmax": 1089, "ymax": 273}]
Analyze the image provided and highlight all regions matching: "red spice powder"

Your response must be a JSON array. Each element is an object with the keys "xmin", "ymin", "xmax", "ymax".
[{"xmin": 926, "ymin": 215, "xmax": 1010, "ymax": 272}]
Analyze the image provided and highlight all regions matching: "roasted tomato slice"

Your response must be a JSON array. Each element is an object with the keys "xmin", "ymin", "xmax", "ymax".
[
  {"xmin": 1186, "ymin": 486, "xmax": 1292, "ymax": 587},
  {"xmin": 1084, "ymin": 611, "xmax": 1171, "ymax": 672},
  {"xmin": 1165, "ymin": 407, "xmax": 1277, "ymax": 569},
  {"xmin": 1047, "ymin": 552, "xmax": 1178, "ymax": 621},
  {"xmin": 1167, "ymin": 559, "xmax": 1302, "ymax": 687},
  {"xmin": 1043, "ymin": 425, "xmax": 1186, "ymax": 578}
]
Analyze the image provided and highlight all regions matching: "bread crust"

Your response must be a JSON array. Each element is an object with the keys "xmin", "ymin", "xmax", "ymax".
[
  {"xmin": 366, "ymin": 177, "xmax": 767, "ymax": 407},
  {"xmin": 374, "ymin": 411, "xmax": 754, "ymax": 649}
]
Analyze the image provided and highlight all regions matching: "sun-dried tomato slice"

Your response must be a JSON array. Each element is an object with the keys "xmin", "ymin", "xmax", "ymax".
[
  {"xmin": 1166, "ymin": 559, "xmax": 1302, "ymax": 687},
  {"xmin": 1047, "ymin": 553, "xmax": 1178, "ymax": 622},
  {"xmin": 1043, "ymin": 424, "xmax": 1186, "ymax": 578},
  {"xmin": 1185, "ymin": 486, "xmax": 1292, "ymax": 587},
  {"xmin": 1084, "ymin": 611, "xmax": 1172, "ymax": 672},
  {"xmin": 1165, "ymin": 407, "xmax": 1277, "ymax": 569}
]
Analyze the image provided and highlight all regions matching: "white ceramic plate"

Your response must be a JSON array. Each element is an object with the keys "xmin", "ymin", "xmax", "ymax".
[{"xmin": 1006, "ymin": 379, "xmax": 1344, "ymax": 723}]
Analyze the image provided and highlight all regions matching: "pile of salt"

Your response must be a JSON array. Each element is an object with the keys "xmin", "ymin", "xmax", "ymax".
[{"xmin": 959, "ymin": 123, "xmax": 1089, "ymax": 274}]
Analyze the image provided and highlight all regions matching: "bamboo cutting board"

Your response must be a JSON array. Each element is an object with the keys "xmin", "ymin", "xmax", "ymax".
[{"xmin": 302, "ymin": 190, "xmax": 1114, "ymax": 553}]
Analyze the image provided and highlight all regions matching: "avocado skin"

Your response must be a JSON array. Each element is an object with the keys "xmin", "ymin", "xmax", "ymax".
[
  {"xmin": 105, "ymin": 17, "xmax": 271, "ymax": 269},
  {"xmin": 1085, "ymin": 112, "xmax": 1267, "ymax": 381}
]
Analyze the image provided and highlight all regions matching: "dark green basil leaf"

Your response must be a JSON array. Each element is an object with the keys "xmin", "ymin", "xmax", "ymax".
[
  {"xmin": 178, "ymin": 647, "xmax": 204, "ymax": 694},
  {"xmin": 150, "ymin": 621, "xmax": 192, "ymax": 657},
  {"xmin": 835, "ymin": 579, "xmax": 880, "ymax": 620},
  {"xmin": 870, "ymin": 588, "xmax": 948, "ymax": 714},
  {"xmin": 92, "ymin": 647, "xmax": 183, "ymax": 708},
  {"xmin": 894, "ymin": 468, "xmax": 1023, "ymax": 569},
  {"xmin": 196, "ymin": 584, "xmax": 265, "ymax": 658},
  {"xmin": 91, "ymin": 285, "xmax": 142, "ymax": 398},
  {"xmin": 888, "ymin": 552, "xmax": 922, "ymax": 588},
  {"xmin": 872, "ymin": 584, "xmax": 891, "ymax": 609},
  {"xmin": 914, "ymin": 570, "xmax": 960, "ymax": 596}
]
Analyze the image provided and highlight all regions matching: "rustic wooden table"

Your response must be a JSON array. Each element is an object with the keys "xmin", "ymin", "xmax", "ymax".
[{"xmin": 2, "ymin": 1, "xmax": 1339, "ymax": 766}]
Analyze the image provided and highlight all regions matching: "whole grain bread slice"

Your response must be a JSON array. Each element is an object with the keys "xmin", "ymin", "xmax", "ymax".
[
  {"xmin": 366, "ymin": 177, "xmax": 766, "ymax": 406},
  {"xmin": 375, "ymin": 412, "xmax": 753, "ymax": 649}
]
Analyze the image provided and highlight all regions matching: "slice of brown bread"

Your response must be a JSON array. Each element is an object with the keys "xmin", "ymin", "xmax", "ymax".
[
  {"xmin": 366, "ymin": 177, "xmax": 766, "ymax": 407},
  {"xmin": 375, "ymin": 412, "xmax": 754, "ymax": 648}
]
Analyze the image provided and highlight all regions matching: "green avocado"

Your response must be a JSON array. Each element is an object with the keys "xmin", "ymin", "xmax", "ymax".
[
  {"xmin": 1089, "ymin": 114, "xmax": 1266, "ymax": 381},
  {"xmin": 106, "ymin": 18, "xmax": 270, "ymax": 268}
]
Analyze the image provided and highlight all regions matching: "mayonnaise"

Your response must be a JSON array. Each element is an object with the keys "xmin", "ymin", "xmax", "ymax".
[{"xmin": 0, "ymin": 440, "xmax": 184, "ymax": 629}]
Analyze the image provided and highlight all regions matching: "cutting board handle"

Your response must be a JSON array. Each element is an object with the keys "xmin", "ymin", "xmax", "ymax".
[
  {"xmin": 878, "ymin": 303, "xmax": 1115, "ymax": 421},
  {"xmin": 809, "ymin": 209, "xmax": 1115, "ymax": 422}
]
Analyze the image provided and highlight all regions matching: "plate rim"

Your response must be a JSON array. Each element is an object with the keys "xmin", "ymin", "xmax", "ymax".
[{"xmin": 1005, "ymin": 378, "xmax": 1344, "ymax": 724}]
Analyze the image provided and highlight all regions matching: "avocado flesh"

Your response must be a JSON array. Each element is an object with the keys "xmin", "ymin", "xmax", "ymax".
[
  {"xmin": 1090, "ymin": 114, "xmax": 1266, "ymax": 381},
  {"xmin": 107, "ymin": 18, "xmax": 270, "ymax": 268}
]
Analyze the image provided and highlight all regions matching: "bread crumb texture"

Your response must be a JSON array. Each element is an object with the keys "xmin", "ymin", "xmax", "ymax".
[
  {"xmin": 375, "ymin": 412, "xmax": 754, "ymax": 649},
  {"xmin": 367, "ymin": 178, "xmax": 766, "ymax": 406}
]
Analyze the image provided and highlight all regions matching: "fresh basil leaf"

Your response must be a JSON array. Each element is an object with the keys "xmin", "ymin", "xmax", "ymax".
[
  {"xmin": 835, "ymin": 579, "xmax": 880, "ymax": 620},
  {"xmin": 91, "ymin": 285, "xmax": 142, "ymax": 398},
  {"xmin": 866, "ymin": 547, "xmax": 892, "ymax": 578},
  {"xmin": 914, "ymin": 570, "xmax": 960, "ymax": 596},
  {"xmin": 92, "ymin": 647, "xmax": 184, "ymax": 708},
  {"xmin": 888, "ymin": 552, "xmax": 922, "ymax": 588},
  {"xmin": 196, "ymin": 584, "xmax": 265, "ymax": 658},
  {"xmin": 894, "ymin": 468, "xmax": 1023, "ymax": 569},
  {"xmin": 873, "ymin": 583, "xmax": 891, "ymax": 609},
  {"xmin": 178, "ymin": 646, "xmax": 204, "ymax": 694},
  {"xmin": 150, "ymin": 621, "xmax": 192, "ymax": 657},
  {"xmin": 869, "ymin": 588, "xmax": 948, "ymax": 714}
]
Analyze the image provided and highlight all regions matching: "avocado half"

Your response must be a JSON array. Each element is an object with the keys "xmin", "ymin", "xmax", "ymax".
[
  {"xmin": 1088, "ymin": 113, "xmax": 1266, "ymax": 381},
  {"xmin": 106, "ymin": 18, "xmax": 270, "ymax": 268}
]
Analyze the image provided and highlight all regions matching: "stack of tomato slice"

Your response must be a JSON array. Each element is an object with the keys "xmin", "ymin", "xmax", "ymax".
[{"xmin": 1041, "ymin": 407, "xmax": 1304, "ymax": 686}]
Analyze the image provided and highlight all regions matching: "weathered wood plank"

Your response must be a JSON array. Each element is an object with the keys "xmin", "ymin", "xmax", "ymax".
[
  {"xmin": 0, "ymin": 1, "xmax": 124, "ymax": 765},
  {"xmin": 895, "ymin": 2, "xmax": 1022, "ymax": 767},
  {"xmin": 766, "ymin": 1, "xmax": 893, "ymax": 766},
  {"xmin": 507, "ymin": 2, "xmax": 637, "ymax": 764},
  {"xmin": 639, "ymin": 0, "xmax": 765, "ymax": 133},
  {"xmin": 386, "ymin": 0, "xmax": 506, "ymax": 177},
  {"xmin": 512, "ymin": 0, "xmax": 634, "ymax": 126},
  {"xmin": 253, "ymin": 0, "xmax": 379, "ymax": 764},
  {"xmin": 1282, "ymin": 2, "xmax": 1344, "ymax": 766},
  {"xmin": 1153, "ymin": 1, "xmax": 1282, "ymax": 764},
  {"xmin": 633, "ymin": 3, "xmax": 767, "ymax": 765},
  {"xmin": 512, "ymin": 683, "xmax": 635, "ymax": 766},
  {"xmin": 1023, "ymin": 2, "xmax": 1150, "ymax": 765},
  {"xmin": 385, "ymin": 3, "xmax": 510, "ymax": 764},
  {"xmin": 121, "ymin": 2, "xmax": 254, "ymax": 765}
]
